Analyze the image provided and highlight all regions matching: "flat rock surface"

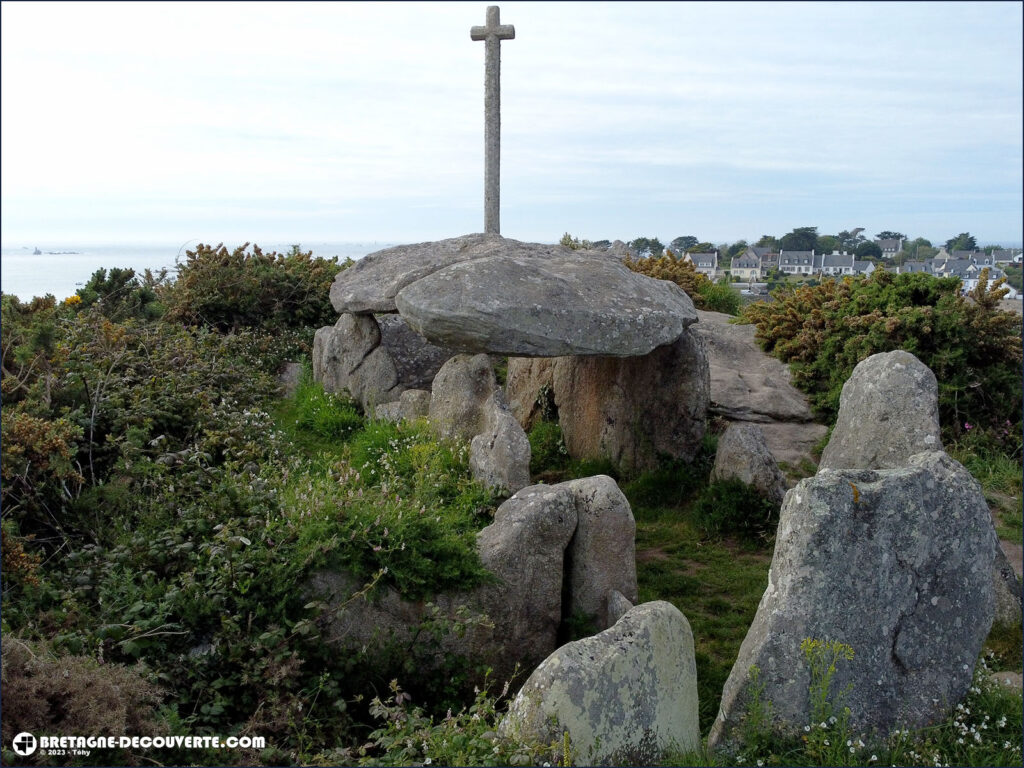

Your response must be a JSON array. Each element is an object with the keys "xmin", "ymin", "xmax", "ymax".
[
  {"xmin": 396, "ymin": 251, "xmax": 697, "ymax": 356},
  {"xmin": 691, "ymin": 310, "xmax": 826, "ymax": 470},
  {"xmin": 691, "ymin": 310, "xmax": 814, "ymax": 423},
  {"xmin": 331, "ymin": 233, "xmax": 506, "ymax": 314},
  {"xmin": 329, "ymin": 233, "xmax": 696, "ymax": 357}
]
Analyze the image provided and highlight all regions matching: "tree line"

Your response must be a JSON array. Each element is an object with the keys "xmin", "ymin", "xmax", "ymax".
[{"xmin": 564, "ymin": 229, "xmax": 1012, "ymax": 268}]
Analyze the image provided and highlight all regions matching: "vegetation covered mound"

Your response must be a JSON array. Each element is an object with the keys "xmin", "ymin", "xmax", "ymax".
[{"xmin": 2, "ymin": 244, "xmax": 1020, "ymax": 767}]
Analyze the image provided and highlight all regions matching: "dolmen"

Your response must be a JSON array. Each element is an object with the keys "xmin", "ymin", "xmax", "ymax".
[{"xmin": 314, "ymin": 233, "xmax": 710, "ymax": 477}]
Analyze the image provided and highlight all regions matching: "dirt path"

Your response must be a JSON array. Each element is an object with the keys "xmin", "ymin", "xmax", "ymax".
[{"xmin": 1001, "ymin": 540, "xmax": 1023, "ymax": 579}]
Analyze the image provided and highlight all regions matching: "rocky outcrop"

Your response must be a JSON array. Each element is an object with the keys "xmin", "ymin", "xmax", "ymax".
[
  {"xmin": 708, "ymin": 451, "xmax": 998, "ymax": 751},
  {"xmin": 505, "ymin": 330, "xmax": 709, "ymax": 474},
  {"xmin": 313, "ymin": 313, "xmax": 453, "ymax": 410},
  {"xmin": 691, "ymin": 310, "xmax": 816, "ymax": 424},
  {"xmin": 710, "ymin": 423, "xmax": 788, "ymax": 504},
  {"xmin": 820, "ymin": 350, "xmax": 942, "ymax": 470},
  {"xmin": 374, "ymin": 388, "xmax": 432, "ymax": 423},
  {"xmin": 500, "ymin": 601, "xmax": 700, "ymax": 766},
  {"xmin": 690, "ymin": 310, "xmax": 826, "ymax": 469}
]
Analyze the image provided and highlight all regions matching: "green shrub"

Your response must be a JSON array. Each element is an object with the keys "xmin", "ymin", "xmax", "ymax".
[
  {"xmin": 161, "ymin": 242, "xmax": 345, "ymax": 332},
  {"xmin": 293, "ymin": 375, "xmax": 363, "ymax": 440},
  {"xmin": 698, "ymin": 279, "xmax": 742, "ymax": 315},
  {"xmin": 741, "ymin": 269, "xmax": 1023, "ymax": 441},
  {"xmin": 74, "ymin": 266, "xmax": 165, "ymax": 321},
  {"xmin": 339, "ymin": 418, "xmax": 498, "ymax": 598},
  {"xmin": 528, "ymin": 420, "xmax": 569, "ymax": 475},
  {"xmin": 691, "ymin": 479, "xmax": 780, "ymax": 541}
]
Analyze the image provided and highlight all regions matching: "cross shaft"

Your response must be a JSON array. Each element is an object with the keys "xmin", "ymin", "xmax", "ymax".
[{"xmin": 471, "ymin": 6, "xmax": 514, "ymax": 235}]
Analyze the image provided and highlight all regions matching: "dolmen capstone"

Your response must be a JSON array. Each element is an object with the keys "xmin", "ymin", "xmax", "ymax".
[
  {"xmin": 499, "ymin": 601, "xmax": 700, "ymax": 766},
  {"xmin": 308, "ymin": 475, "xmax": 638, "ymax": 684},
  {"xmin": 329, "ymin": 233, "xmax": 696, "ymax": 356},
  {"xmin": 708, "ymin": 350, "xmax": 999, "ymax": 753},
  {"xmin": 315, "ymin": 233, "xmax": 710, "ymax": 475}
]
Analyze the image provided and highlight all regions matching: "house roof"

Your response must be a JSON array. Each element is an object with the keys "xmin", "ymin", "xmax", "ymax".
[
  {"xmin": 822, "ymin": 252, "xmax": 854, "ymax": 268},
  {"xmin": 779, "ymin": 250, "xmax": 816, "ymax": 266},
  {"xmin": 853, "ymin": 260, "xmax": 874, "ymax": 272},
  {"xmin": 900, "ymin": 261, "xmax": 933, "ymax": 273},
  {"xmin": 876, "ymin": 238, "xmax": 904, "ymax": 251}
]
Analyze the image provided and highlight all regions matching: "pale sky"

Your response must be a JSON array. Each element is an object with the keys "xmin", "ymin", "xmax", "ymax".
[{"xmin": 2, "ymin": 1, "xmax": 1022, "ymax": 247}]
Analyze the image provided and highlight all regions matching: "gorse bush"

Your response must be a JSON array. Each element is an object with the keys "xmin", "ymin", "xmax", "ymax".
[
  {"xmin": 1, "ymin": 636, "xmax": 164, "ymax": 766},
  {"xmin": 741, "ymin": 269, "xmax": 1023, "ymax": 440},
  {"xmin": 74, "ymin": 266, "xmax": 165, "ymax": 321},
  {"xmin": 624, "ymin": 252, "xmax": 742, "ymax": 314},
  {"xmin": 161, "ymin": 242, "xmax": 346, "ymax": 332}
]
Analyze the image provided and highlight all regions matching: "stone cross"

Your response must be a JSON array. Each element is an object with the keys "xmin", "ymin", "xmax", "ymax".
[{"xmin": 470, "ymin": 5, "xmax": 514, "ymax": 235}]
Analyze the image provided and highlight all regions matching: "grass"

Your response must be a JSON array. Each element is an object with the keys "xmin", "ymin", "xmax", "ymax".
[
  {"xmin": 269, "ymin": 400, "xmax": 1022, "ymax": 765},
  {"xmin": 524, "ymin": 414, "xmax": 1023, "ymax": 764},
  {"xmin": 634, "ymin": 508, "xmax": 771, "ymax": 735}
]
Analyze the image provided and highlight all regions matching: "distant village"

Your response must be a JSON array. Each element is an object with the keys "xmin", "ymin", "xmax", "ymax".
[{"xmin": 593, "ymin": 231, "xmax": 1024, "ymax": 300}]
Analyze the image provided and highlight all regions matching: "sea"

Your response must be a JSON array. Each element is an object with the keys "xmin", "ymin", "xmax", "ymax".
[{"xmin": 0, "ymin": 240, "xmax": 397, "ymax": 302}]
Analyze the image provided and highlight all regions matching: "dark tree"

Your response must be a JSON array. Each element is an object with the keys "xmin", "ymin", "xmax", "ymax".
[
  {"xmin": 670, "ymin": 236, "xmax": 699, "ymax": 253},
  {"xmin": 945, "ymin": 232, "xmax": 978, "ymax": 252},
  {"xmin": 816, "ymin": 235, "xmax": 840, "ymax": 254},
  {"xmin": 780, "ymin": 226, "xmax": 818, "ymax": 251},
  {"xmin": 628, "ymin": 237, "xmax": 664, "ymax": 258},
  {"xmin": 837, "ymin": 229, "xmax": 866, "ymax": 249},
  {"xmin": 875, "ymin": 231, "xmax": 906, "ymax": 241},
  {"xmin": 855, "ymin": 241, "xmax": 883, "ymax": 259},
  {"xmin": 755, "ymin": 234, "xmax": 780, "ymax": 249},
  {"xmin": 727, "ymin": 240, "xmax": 749, "ymax": 259}
]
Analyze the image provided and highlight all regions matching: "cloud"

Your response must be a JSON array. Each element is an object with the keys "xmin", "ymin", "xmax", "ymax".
[{"xmin": 2, "ymin": 1, "xmax": 1021, "ymax": 244}]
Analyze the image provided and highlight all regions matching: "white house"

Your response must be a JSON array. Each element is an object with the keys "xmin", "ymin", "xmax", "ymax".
[
  {"xmin": 778, "ymin": 250, "xmax": 818, "ymax": 275},
  {"xmin": 820, "ymin": 251, "xmax": 855, "ymax": 276},
  {"xmin": 690, "ymin": 251, "xmax": 719, "ymax": 279}
]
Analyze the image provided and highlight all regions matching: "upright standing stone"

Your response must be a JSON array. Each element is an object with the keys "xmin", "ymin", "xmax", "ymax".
[{"xmin": 470, "ymin": 6, "xmax": 514, "ymax": 234}]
